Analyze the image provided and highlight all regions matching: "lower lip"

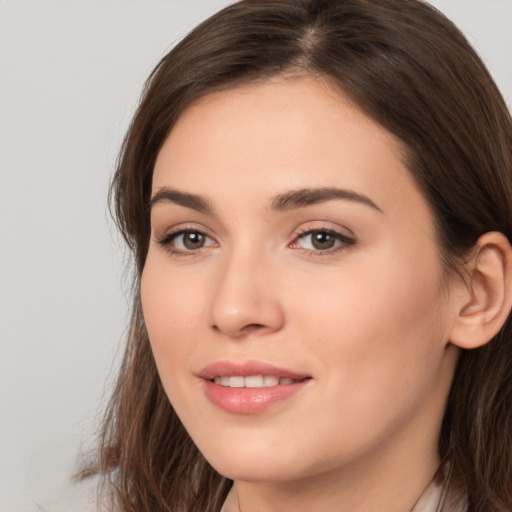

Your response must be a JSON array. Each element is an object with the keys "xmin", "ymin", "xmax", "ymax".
[{"xmin": 202, "ymin": 379, "xmax": 311, "ymax": 414}]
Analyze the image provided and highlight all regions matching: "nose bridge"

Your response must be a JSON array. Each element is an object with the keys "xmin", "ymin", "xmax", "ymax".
[{"xmin": 209, "ymin": 240, "xmax": 284, "ymax": 338}]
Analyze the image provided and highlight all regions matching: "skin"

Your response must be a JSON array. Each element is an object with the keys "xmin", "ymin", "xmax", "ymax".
[{"xmin": 141, "ymin": 77, "xmax": 465, "ymax": 512}]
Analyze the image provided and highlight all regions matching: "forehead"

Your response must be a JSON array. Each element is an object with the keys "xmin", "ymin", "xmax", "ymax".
[{"xmin": 152, "ymin": 77, "xmax": 430, "ymax": 225}]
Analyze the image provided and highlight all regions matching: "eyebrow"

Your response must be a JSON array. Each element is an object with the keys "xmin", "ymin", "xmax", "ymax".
[
  {"xmin": 270, "ymin": 187, "xmax": 383, "ymax": 213},
  {"xmin": 149, "ymin": 186, "xmax": 383, "ymax": 214},
  {"xmin": 150, "ymin": 188, "xmax": 213, "ymax": 213}
]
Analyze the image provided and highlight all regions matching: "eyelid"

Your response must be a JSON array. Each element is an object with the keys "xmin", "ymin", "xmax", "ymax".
[
  {"xmin": 155, "ymin": 225, "xmax": 217, "ymax": 256},
  {"xmin": 290, "ymin": 225, "xmax": 356, "ymax": 255}
]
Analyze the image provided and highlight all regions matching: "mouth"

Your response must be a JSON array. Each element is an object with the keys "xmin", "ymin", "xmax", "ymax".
[
  {"xmin": 198, "ymin": 360, "xmax": 313, "ymax": 414},
  {"xmin": 212, "ymin": 375, "xmax": 307, "ymax": 388}
]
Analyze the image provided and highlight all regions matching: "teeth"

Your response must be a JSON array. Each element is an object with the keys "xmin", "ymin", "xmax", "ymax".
[
  {"xmin": 263, "ymin": 375, "xmax": 279, "ymax": 387},
  {"xmin": 213, "ymin": 375, "xmax": 297, "ymax": 388},
  {"xmin": 229, "ymin": 376, "xmax": 245, "ymax": 388},
  {"xmin": 216, "ymin": 376, "xmax": 230, "ymax": 386},
  {"xmin": 245, "ymin": 375, "xmax": 263, "ymax": 388}
]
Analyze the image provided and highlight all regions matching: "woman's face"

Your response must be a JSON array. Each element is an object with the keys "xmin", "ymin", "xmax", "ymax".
[{"xmin": 142, "ymin": 77, "xmax": 462, "ymax": 483}]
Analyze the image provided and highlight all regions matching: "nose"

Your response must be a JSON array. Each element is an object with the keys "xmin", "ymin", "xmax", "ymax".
[{"xmin": 209, "ymin": 248, "xmax": 285, "ymax": 339}]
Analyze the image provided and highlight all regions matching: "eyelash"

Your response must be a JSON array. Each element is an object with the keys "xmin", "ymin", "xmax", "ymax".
[
  {"xmin": 292, "ymin": 228, "xmax": 356, "ymax": 256},
  {"xmin": 155, "ymin": 227, "xmax": 356, "ymax": 257},
  {"xmin": 156, "ymin": 228, "xmax": 216, "ymax": 257}
]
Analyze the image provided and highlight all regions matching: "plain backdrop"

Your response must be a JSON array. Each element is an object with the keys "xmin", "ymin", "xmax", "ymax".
[{"xmin": 1, "ymin": 1, "xmax": 511, "ymax": 511}]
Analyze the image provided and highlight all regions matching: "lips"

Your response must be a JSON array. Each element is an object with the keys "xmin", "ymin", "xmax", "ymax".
[{"xmin": 197, "ymin": 360, "xmax": 312, "ymax": 414}]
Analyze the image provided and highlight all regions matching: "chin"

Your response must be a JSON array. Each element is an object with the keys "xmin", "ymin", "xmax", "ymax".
[
  {"xmin": 211, "ymin": 458, "xmax": 302, "ymax": 483},
  {"xmin": 198, "ymin": 437, "xmax": 317, "ymax": 483}
]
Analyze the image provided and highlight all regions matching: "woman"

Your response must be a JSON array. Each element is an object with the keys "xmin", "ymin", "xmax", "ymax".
[{"xmin": 83, "ymin": 1, "xmax": 512, "ymax": 510}]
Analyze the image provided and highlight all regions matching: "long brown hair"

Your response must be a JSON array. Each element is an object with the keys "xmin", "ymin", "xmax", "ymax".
[{"xmin": 82, "ymin": 1, "xmax": 512, "ymax": 510}]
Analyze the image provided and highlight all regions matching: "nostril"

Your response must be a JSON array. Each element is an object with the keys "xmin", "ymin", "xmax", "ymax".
[
  {"xmin": 241, "ymin": 323, "xmax": 267, "ymax": 333},
  {"xmin": 211, "ymin": 322, "xmax": 266, "ymax": 337}
]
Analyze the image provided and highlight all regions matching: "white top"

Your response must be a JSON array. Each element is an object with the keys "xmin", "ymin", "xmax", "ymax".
[{"xmin": 411, "ymin": 463, "xmax": 467, "ymax": 512}]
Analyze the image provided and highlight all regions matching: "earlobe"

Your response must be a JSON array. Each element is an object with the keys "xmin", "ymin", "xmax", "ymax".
[{"xmin": 449, "ymin": 232, "xmax": 512, "ymax": 350}]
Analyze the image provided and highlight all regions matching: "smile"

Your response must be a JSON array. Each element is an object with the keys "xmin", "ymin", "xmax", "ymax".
[
  {"xmin": 213, "ymin": 375, "xmax": 300, "ymax": 387},
  {"xmin": 198, "ymin": 360, "xmax": 313, "ymax": 414}
]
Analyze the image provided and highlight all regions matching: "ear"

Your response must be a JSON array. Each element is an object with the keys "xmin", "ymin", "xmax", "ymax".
[{"xmin": 449, "ymin": 232, "xmax": 512, "ymax": 350}]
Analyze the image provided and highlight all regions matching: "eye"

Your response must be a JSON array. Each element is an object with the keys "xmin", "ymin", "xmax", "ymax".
[
  {"xmin": 157, "ymin": 229, "xmax": 216, "ymax": 255},
  {"xmin": 292, "ymin": 228, "xmax": 355, "ymax": 253}
]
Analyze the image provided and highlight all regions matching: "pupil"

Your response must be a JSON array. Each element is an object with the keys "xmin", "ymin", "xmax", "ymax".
[
  {"xmin": 184, "ymin": 232, "xmax": 204, "ymax": 249},
  {"xmin": 312, "ymin": 231, "xmax": 335, "ymax": 250}
]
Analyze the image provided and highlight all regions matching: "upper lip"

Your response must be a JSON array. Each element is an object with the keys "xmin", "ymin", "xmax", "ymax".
[{"xmin": 197, "ymin": 360, "xmax": 311, "ymax": 381}]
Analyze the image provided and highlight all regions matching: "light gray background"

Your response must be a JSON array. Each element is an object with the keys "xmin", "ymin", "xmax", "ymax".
[{"xmin": 1, "ymin": 1, "xmax": 511, "ymax": 511}]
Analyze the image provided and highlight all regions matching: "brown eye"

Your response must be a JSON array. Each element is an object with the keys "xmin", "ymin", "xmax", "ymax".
[
  {"xmin": 294, "ymin": 228, "xmax": 355, "ymax": 254},
  {"xmin": 182, "ymin": 231, "xmax": 206, "ymax": 250},
  {"xmin": 157, "ymin": 229, "xmax": 216, "ymax": 255},
  {"xmin": 310, "ymin": 230, "xmax": 336, "ymax": 250}
]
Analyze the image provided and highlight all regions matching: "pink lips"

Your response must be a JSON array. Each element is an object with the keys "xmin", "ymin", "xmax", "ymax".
[{"xmin": 198, "ymin": 360, "xmax": 312, "ymax": 414}]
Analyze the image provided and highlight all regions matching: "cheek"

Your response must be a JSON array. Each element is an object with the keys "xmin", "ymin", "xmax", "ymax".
[
  {"xmin": 297, "ymin": 246, "xmax": 450, "ymax": 398},
  {"xmin": 278, "ymin": 253, "xmax": 452, "ymax": 467},
  {"xmin": 140, "ymin": 256, "xmax": 207, "ymax": 388}
]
